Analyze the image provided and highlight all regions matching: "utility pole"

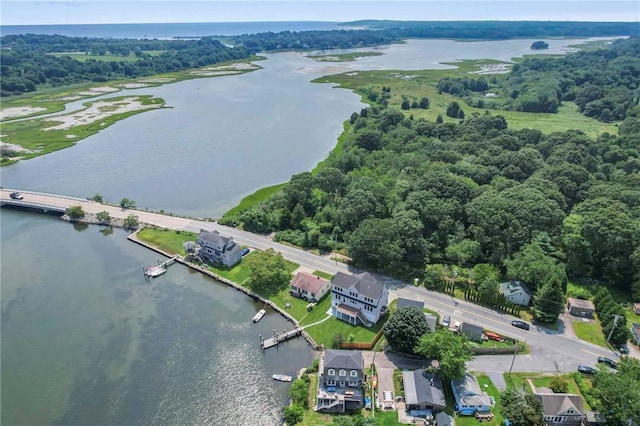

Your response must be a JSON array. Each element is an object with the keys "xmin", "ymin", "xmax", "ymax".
[
  {"xmin": 606, "ymin": 314, "xmax": 623, "ymax": 344},
  {"xmin": 509, "ymin": 339, "xmax": 524, "ymax": 376}
]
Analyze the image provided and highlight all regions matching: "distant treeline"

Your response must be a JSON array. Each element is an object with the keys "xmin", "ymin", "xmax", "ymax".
[
  {"xmin": 437, "ymin": 36, "xmax": 640, "ymax": 121},
  {"xmin": 1, "ymin": 20, "xmax": 638, "ymax": 97}
]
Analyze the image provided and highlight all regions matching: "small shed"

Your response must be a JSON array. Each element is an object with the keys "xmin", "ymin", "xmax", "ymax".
[
  {"xmin": 460, "ymin": 322, "xmax": 484, "ymax": 342},
  {"xmin": 567, "ymin": 298, "xmax": 595, "ymax": 318}
]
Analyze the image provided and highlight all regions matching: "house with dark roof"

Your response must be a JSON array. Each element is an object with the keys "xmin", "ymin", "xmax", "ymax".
[
  {"xmin": 567, "ymin": 298, "xmax": 595, "ymax": 318},
  {"xmin": 435, "ymin": 411, "xmax": 455, "ymax": 426},
  {"xmin": 397, "ymin": 298, "xmax": 424, "ymax": 310},
  {"xmin": 331, "ymin": 272, "xmax": 388, "ymax": 327},
  {"xmin": 402, "ymin": 370, "xmax": 446, "ymax": 414},
  {"xmin": 316, "ymin": 349, "xmax": 364, "ymax": 413},
  {"xmin": 535, "ymin": 392, "xmax": 585, "ymax": 426},
  {"xmin": 460, "ymin": 322, "xmax": 484, "ymax": 342},
  {"xmin": 499, "ymin": 280, "xmax": 532, "ymax": 306},
  {"xmin": 451, "ymin": 373, "xmax": 492, "ymax": 415},
  {"xmin": 631, "ymin": 322, "xmax": 640, "ymax": 345},
  {"xmin": 196, "ymin": 229, "xmax": 243, "ymax": 268},
  {"xmin": 290, "ymin": 272, "xmax": 330, "ymax": 302}
]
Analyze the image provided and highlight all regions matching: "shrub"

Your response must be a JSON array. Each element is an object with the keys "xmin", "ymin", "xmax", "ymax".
[
  {"xmin": 549, "ymin": 376, "xmax": 569, "ymax": 393},
  {"xmin": 123, "ymin": 214, "xmax": 139, "ymax": 230},
  {"xmin": 283, "ymin": 404, "xmax": 303, "ymax": 425},
  {"xmin": 66, "ymin": 205, "xmax": 85, "ymax": 220}
]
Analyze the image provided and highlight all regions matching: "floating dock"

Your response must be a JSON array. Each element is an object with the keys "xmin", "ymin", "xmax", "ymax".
[
  {"xmin": 143, "ymin": 255, "xmax": 179, "ymax": 278},
  {"xmin": 260, "ymin": 328, "xmax": 302, "ymax": 350}
]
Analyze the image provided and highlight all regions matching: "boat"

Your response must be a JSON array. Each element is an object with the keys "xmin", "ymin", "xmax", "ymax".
[
  {"xmin": 145, "ymin": 264, "xmax": 167, "ymax": 278},
  {"xmin": 253, "ymin": 309, "xmax": 266, "ymax": 323},
  {"xmin": 272, "ymin": 374, "xmax": 293, "ymax": 382}
]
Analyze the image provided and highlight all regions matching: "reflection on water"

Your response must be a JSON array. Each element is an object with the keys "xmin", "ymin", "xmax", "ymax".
[{"xmin": 1, "ymin": 211, "xmax": 315, "ymax": 425}]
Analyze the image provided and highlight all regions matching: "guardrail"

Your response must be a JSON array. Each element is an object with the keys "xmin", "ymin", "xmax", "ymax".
[
  {"xmin": 1, "ymin": 188, "xmax": 97, "ymax": 204},
  {"xmin": 0, "ymin": 199, "xmax": 66, "ymax": 213}
]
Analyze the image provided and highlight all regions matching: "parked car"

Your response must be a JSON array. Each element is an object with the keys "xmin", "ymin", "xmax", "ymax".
[
  {"xmin": 441, "ymin": 315, "xmax": 451, "ymax": 327},
  {"xmin": 453, "ymin": 321, "xmax": 462, "ymax": 331},
  {"xmin": 578, "ymin": 365, "xmax": 597, "ymax": 375},
  {"xmin": 9, "ymin": 192, "xmax": 24, "ymax": 200},
  {"xmin": 618, "ymin": 345, "xmax": 630, "ymax": 355},
  {"xmin": 597, "ymin": 357, "xmax": 618, "ymax": 369},
  {"xmin": 511, "ymin": 320, "xmax": 530, "ymax": 331},
  {"xmin": 241, "ymin": 248, "xmax": 250, "ymax": 256}
]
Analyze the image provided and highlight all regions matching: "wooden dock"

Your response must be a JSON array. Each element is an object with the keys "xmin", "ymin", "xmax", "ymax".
[{"xmin": 260, "ymin": 328, "xmax": 302, "ymax": 350}]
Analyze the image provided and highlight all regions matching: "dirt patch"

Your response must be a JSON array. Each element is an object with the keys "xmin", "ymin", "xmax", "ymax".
[
  {"xmin": 139, "ymin": 77, "xmax": 175, "ymax": 83},
  {"xmin": 189, "ymin": 70, "xmax": 242, "ymax": 76},
  {"xmin": 207, "ymin": 63, "xmax": 259, "ymax": 70},
  {"xmin": 296, "ymin": 65, "xmax": 351, "ymax": 75},
  {"xmin": 117, "ymin": 82, "xmax": 151, "ymax": 89},
  {"xmin": 42, "ymin": 97, "xmax": 162, "ymax": 131},
  {"xmin": 0, "ymin": 141, "xmax": 34, "ymax": 153},
  {"xmin": 57, "ymin": 95, "xmax": 83, "ymax": 101},
  {"xmin": 76, "ymin": 86, "xmax": 120, "ymax": 96},
  {"xmin": 0, "ymin": 106, "xmax": 47, "ymax": 120},
  {"xmin": 471, "ymin": 63, "xmax": 512, "ymax": 74}
]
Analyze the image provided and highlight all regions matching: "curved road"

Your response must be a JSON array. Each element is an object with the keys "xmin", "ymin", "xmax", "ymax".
[{"xmin": 2, "ymin": 188, "xmax": 633, "ymax": 374}]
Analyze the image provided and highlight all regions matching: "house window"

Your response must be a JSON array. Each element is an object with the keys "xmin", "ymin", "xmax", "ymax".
[
  {"xmin": 350, "ymin": 370, "xmax": 358, "ymax": 377},
  {"xmin": 567, "ymin": 409, "xmax": 574, "ymax": 414},
  {"xmin": 348, "ymin": 381, "xmax": 358, "ymax": 387},
  {"xmin": 328, "ymin": 369, "xmax": 335, "ymax": 376},
  {"xmin": 339, "ymin": 369, "xmax": 346, "ymax": 376},
  {"xmin": 326, "ymin": 380, "xmax": 336, "ymax": 386}
]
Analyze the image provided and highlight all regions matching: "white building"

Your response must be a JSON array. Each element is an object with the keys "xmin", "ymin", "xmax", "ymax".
[
  {"xmin": 499, "ymin": 280, "xmax": 531, "ymax": 306},
  {"xmin": 331, "ymin": 272, "xmax": 388, "ymax": 327}
]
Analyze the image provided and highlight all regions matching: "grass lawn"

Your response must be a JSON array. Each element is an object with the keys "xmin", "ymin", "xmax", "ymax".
[
  {"xmin": 300, "ymin": 296, "xmax": 389, "ymax": 347},
  {"xmin": 530, "ymin": 375, "xmax": 582, "ymax": 398},
  {"xmin": 298, "ymin": 410, "xmax": 334, "ymax": 426},
  {"xmin": 137, "ymin": 227, "xmax": 195, "ymax": 255},
  {"xmin": 271, "ymin": 289, "xmax": 315, "ymax": 321},
  {"xmin": 573, "ymin": 318, "xmax": 608, "ymax": 348},
  {"xmin": 313, "ymin": 270, "xmax": 334, "ymax": 280},
  {"xmin": 393, "ymin": 370, "xmax": 404, "ymax": 398}
]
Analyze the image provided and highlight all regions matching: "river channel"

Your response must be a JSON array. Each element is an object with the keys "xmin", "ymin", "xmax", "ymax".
[{"xmin": 0, "ymin": 36, "xmax": 609, "ymax": 425}]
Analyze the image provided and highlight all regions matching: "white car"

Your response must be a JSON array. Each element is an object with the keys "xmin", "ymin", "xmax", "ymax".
[{"xmin": 453, "ymin": 321, "xmax": 462, "ymax": 331}]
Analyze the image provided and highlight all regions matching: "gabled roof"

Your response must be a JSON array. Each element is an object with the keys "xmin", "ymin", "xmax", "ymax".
[
  {"xmin": 435, "ymin": 412, "xmax": 454, "ymax": 426},
  {"xmin": 632, "ymin": 322, "xmax": 640, "ymax": 334},
  {"xmin": 451, "ymin": 373, "xmax": 492, "ymax": 407},
  {"xmin": 536, "ymin": 393, "xmax": 584, "ymax": 416},
  {"xmin": 397, "ymin": 298, "xmax": 424, "ymax": 310},
  {"xmin": 499, "ymin": 280, "xmax": 531, "ymax": 296},
  {"xmin": 197, "ymin": 229, "xmax": 232, "ymax": 246},
  {"xmin": 402, "ymin": 370, "xmax": 446, "ymax": 408},
  {"xmin": 332, "ymin": 271, "xmax": 384, "ymax": 300},
  {"xmin": 323, "ymin": 349, "xmax": 363, "ymax": 371},
  {"xmin": 291, "ymin": 272, "xmax": 329, "ymax": 294},
  {"xmin": 461, "ymin": 322, "xmax": 484, "ymax": 336}
]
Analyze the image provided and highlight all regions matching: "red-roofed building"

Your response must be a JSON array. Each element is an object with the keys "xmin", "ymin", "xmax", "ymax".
[{"xmin": 290, "ymin": 272, "xmax": 330, "ymax": 302}]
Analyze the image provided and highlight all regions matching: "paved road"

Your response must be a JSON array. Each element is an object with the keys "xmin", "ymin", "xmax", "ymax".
[{"xmin": 2, "ymin": 188, "xmax": 634, "ymax": 374}]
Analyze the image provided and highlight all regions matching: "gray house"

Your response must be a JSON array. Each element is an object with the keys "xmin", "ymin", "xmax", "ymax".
[
  {"xmin": 331, "ymin": 272, "xmax": 388, "ymax": 327},
  {"xmin": 460, "ymin": 322, "xmax": 484, "ymax": 342},
  {"xmin": 402, "ymin": 370, "xmax": 446, "ymax": 414},
  {"xmin": 567, "ymin": 298, "xmax": 595, "ymax": 318},
  {"xmin": 535, "ymin": 393, "xmax": 585, "ymax": 426},
  {"xmin": 451, "ymin": 373, "xmax": 492, "ymax": 415},
  {"xmin": 196, "ymin": 229, "xmax": 243, "ymax": 268},
  {"xmin": 316, "ymin": 349, "xmax": 364, "ymax": 413},
  {"xmin": 499, "ymin": 280, "xmax": 532, "ymax": 306}
]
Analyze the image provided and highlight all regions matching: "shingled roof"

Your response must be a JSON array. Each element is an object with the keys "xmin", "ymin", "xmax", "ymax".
[
  {"xmin": 291, "ymin": 272, "xmax": 329, "ymax": 294},
  {"xmin": 323, "ymin": 349, "xmax": 363, "ymax": 371},
  {"xmin": 332, "ymin": 271, "xmax": 384, "ymax": 300}
]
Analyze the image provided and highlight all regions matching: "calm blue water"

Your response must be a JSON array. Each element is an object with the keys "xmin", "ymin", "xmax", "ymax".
[{"xmin": 0, "ymin": 21, "xmax": 345, "ymax": 39}]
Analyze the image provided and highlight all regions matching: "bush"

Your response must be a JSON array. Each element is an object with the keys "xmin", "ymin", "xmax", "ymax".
[
  {"xmin": 573, "ymin": 372, "xmax": 597, "ymax": 408},
  {"xmin": 289, "ymin": 379, "xmax": 309, "ymax": 408},
  {"xmin": 96, "ymin": 210, "xmax": 111, "ymax": 224},
  {"xmin": 332, "ymin": 333, "xmax": 345, "ymax": 349},
  {"xmin": 66, "ymin": 205, "xmax": 85, "ymax": 220},
  {"xmin": 123, "ymin": 214, "xmax": 139, "ymax": 230},
  {"xmin": 283, "ymin": 404, "xmax": 303, "ymax": 425},
  {"xmin": 549, "ymin": 376, "xmax": 569, "ymax": 393}
]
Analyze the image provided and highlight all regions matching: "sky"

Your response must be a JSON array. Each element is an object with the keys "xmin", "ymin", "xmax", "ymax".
[{"xmin": 1, "ymin": 0, "xmax": 639, "ymax": 26}]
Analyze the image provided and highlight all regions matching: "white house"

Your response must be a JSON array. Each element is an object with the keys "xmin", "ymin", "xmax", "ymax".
[
  {"xmin": 451, "ymin": 373, "xmax": 492, "ymax": 415},
  {"xmin": 499, "ymin": 280, "xmax": 531, "ymax": 306},
  {"xmin": 290, "ymin": 272, "xmax": 330, "ymax": 302},
  {"xmin": 331, "ymin": 272, "xmax": 388, "ymax": 327}
]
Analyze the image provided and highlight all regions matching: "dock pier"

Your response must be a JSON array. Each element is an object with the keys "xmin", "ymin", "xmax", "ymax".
[
  {"xmin": 260, "ymin": 327, "xmax": 302, "ymax": 350},
  {"xmin": 143, "ymin": 254, "xmax": 179, "ymax": 278}
]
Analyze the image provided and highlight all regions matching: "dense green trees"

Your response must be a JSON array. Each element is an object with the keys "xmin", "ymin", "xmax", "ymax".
[
  {"xmin": 499, "ymin": 387, "xmax": 543, "ymax": 426},
  {"xmin": 592, "ymin": 357, "xmax": 640, "ymax": 426},
  {"xmin": 383, "ymin": 306, "xmax": 431, "ymax": 354},
  {"xmin": 414, "ymin": 329, "xmax": 472, "ymax": 379},
  {"xmin": 244, "ymin": 249, "xmax": 292, "ymax": 295}
]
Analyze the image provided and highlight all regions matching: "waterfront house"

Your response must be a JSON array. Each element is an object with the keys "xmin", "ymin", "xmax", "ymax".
[
  {"xmin": 499, "ymin": 280, "xmax": 532, "ymax": 306},
  {"xmin": 535, "ymin": 392, "xmax": 585, "ymax": 426},
  {"xmin": 402, "ymin": 370, "xmax": 446, "ymax": 415},
  {"xmin": 316, "ymin": 349, "xmax": 364, "ymax": 413},
  {"xmin": 196, "ymin": 229, "xmax": 243, "ymax": 268},
  {"xmin": 567, "ymin": 298, "xmax": 595, "ymax": 318},
  {"xmin": 451, "ymin": 373, "xmax": 492, "ymax": 415},
  {"xmin": 631, "ymin": 322, "xmax": 640, "ymax": 345},
  {"xmin": 290, "ymin": 272, "xmax": 330, "ymax": 302},
  {"xmin": 331, "ymin": 272, "xmax": 388, "ymax": 327}
]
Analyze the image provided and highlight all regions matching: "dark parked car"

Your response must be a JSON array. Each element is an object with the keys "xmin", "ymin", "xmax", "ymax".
[
  {"xmin": 241, "ymin": 248, "xmax": 250, "ymax": 256},
  {"xmin": 578, "ymin": 365, "xmax": 597, "ymax": 375},
  {"xmin": 9, "ymin": 192, "xmax": 24, "ymax": 200},
  {"xmin": 511, "ymin": 320, "xmax": 530, "ymax": 331},
  {"xmin": 618, "ymin": 345, "xmax": 630, "ymax": 355},
  {"xmin": 597, "ymin": 357, "xmax": 618, "ymax": 369}
]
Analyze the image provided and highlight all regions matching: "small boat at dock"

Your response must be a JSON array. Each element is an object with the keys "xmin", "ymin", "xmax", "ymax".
[
  {"xmin": 272, "ymin": 374, "xmax": 293, "ymax": 382},
  {"xmin": 253, "ymin": 309, "xmax": 266, "ymax": 323},
  {"xmin": 145, "ymin": 264, "xmax": 167, "ymax": 278}
]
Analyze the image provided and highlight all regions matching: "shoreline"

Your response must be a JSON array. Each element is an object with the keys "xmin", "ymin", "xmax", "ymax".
[{"xmin": 124, "ymin": 227, "xmax": 323, "ymax": 352}]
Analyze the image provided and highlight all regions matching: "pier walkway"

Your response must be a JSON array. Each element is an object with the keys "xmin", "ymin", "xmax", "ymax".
[{"xmin": 260, "ymin": 328, "xmax": 303, "ymax": 350}]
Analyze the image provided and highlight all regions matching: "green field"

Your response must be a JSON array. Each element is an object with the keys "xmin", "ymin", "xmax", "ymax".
[
  {"xmin": 573, "ymin": 318, "xmax": 609, "ymax": 348},
  {"xmin": 314, "ymin": 60, "xmax": 619, "ymax": 139},
  {"xmin": 222, "ymin": 183, "xmax": 287, "ymax": 218},
  {"xmin": 49, "ymin": 50, "xmax": 166, "ymax": 62}
]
